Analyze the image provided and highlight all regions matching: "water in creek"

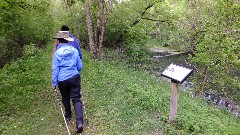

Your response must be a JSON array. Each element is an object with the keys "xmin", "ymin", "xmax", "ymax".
[{"xmin": 147, "ymin": 51, "xmax": 240, "ymax": 117}]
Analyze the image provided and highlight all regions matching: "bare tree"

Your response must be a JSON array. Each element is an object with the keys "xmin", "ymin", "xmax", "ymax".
[{"xmin": 84, "ymin": 0, "xmax": 112, "ymax": 58}]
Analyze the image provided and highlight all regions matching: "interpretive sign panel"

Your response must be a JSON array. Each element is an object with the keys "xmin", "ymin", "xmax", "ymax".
[
  {"xmin": 161, "ymin": 63, "xmax": 193, "ymax": 122},
  {"xmin": 161, "ymin": 63, "xmax": 193, "ymax": 83}
]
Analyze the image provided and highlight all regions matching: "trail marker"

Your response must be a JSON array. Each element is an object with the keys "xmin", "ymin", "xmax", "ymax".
[{"xmin": 161, "ymin": 63, "xmax": 193, "ymax": 122}]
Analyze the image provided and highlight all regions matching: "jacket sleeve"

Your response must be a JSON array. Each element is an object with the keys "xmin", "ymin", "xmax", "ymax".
[
  {"xmin": 77, "ymin": 42, "xmax": 82, "ymax": 59},
  {"xmin": 72, "ymin": 37, "xmax": 82, "ymax": 59},
  {"xmin": 52, "ymin": 53, "xmax": 60, "ymax": 87},
  {"xmin": 76, "ymin": 53, "xmax": 82, "ymax": 71}
]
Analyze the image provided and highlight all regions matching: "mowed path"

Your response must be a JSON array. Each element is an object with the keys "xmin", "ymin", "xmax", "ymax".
[{"xmin": 0, "ymin": 44, "xmax": 92, "ymax": 135}]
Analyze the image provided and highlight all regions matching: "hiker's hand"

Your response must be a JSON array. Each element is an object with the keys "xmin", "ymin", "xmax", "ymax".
[{"xmin": 52, "ymin": 86, "xmax": 56, "ymax": 91}]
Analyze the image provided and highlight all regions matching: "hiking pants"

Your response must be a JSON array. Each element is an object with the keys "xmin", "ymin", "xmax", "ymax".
[{"xmin": 58, "ymin": 74, "xmax": 83, "ymax": 126}]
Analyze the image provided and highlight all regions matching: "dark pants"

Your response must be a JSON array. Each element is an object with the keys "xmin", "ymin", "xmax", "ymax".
[{"xmin": 58, "ymin": 74, "xmax": 83, "ymax": 126}]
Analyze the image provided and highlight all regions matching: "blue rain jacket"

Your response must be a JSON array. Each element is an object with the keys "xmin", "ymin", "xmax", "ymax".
[
  {"xmin": 52, "ymin": 43, "xmax": 82, "ymax": 87},
  {"xmin": 56, "ymin": 34, "xmax": 82, "ymax": 59}
]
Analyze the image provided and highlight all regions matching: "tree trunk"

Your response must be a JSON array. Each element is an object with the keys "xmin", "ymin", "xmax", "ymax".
[
  {"xmin": 72, "ymin": 4, "xmax": 81, "ymax": 43},
  {"xmin": 200, "ymin": 66, "xmax": 208, "ymax": 96},
  {"xmin": 94, "ymin": 0, "xmax": 102, "ymax": 57},
  {"xmin": 97, "ymin": 0, "xmax": 112, "ymax": 58},
  {"xmin": 63, "ymin": 0, "xmax": 69, "ymax": 10},
  {"xmin": 84, "ymin": 2, "xmax": 95, "ymax": 57},
  {"xmin": 83, "ymin": 0, "xmax": 112, "ymax": 58}
]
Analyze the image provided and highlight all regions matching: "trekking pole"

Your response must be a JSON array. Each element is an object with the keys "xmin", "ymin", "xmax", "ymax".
[
  {"xmin": 80, "ymin": 89, "xmax": 89, "ymax": 124},
  {"xmin": 54, "ymin": 89, "xmax": 71, "ymax": 135}
]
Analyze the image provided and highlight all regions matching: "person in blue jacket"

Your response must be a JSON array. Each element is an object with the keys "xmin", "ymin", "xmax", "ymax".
[
  {"xmin": 55, "ymin": 25, "xmax": 82, "ymax": 59},
  {"xmin": 52, "ymin": 31, "xmax": 83, "ymax": 133}
]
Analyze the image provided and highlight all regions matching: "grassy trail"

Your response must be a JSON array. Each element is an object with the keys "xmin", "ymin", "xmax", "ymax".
[
  {"xmin": 0, "ymin": 45, "xmax": 73, "ymax": 134},
  {"xmin": 0, "ymin": 44, "xmax": 240, "ymax": 134},
  {"xmin": 0, "ymin": 44, "xmax": 168, "ymax": 134}
]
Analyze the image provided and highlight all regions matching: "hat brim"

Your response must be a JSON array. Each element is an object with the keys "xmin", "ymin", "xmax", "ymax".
[
  {"xmin": 52, "ymin": 37, "xmax": 74, "ymax": 42},
  {"xmin": 64, "ymin": 37, "xmax": 74, "ymax": 41}
]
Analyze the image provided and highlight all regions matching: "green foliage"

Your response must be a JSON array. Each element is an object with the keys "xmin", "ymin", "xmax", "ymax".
[
  {"xmin": 73, "ymin": 0, "xmax": 157, "ymax": 49},
  {"xmin": 123, "ymin": 42, "xmax": 150, "ymax": 64},
  {"xmin": 0, "ymin": 0, "xmax": 54, "ymax": 67},
  {"xmin": 142, "ymin": 0, "xmax": 240, "ymax": 103},
  {"xmin": 51, "ymin": 0, "xmax": 73, "ymax": 30},
  {"xmin": 0, "ymin": 45, "xmax": 51, "ymax": 134},
  {"xmin": 23, "ymin": 44, "xmax": 40, "ymax": 57},
  {"xmin": 174, "ymin": 93, "xmax": 240, "ymax": 134},
  {"xmin": 0, "ymin": 0, "xmax": 239, "ymax": 134},
  {"xmin": 188, "ymin": 0, "xmax": 240, "ymax": 101},
  {"xmin": 0, "ymin": 45, "xmax": 49, "ymax": 119}
]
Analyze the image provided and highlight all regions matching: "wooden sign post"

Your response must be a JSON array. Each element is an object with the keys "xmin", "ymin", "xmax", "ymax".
[
  {"xmin": 161, "ymin": 64, "xmax": 193, "ymax": 122},
  {"xmin": 169, "ymin": 80, "xmax": 178, "ymax": 121}
]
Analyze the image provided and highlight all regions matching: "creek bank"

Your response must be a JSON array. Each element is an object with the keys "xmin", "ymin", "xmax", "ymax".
[{"xmin": 147, "ymin": 47, "xmax": 240, "ymax": 117}]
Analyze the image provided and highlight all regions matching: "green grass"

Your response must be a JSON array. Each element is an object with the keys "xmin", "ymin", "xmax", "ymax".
[
  {"xmin": 0, "ymin": 44, "xmax": 239, "ymax": 134},
  {"xmin": 0, "ymin": 45, "xmax": 71, "ymax": 134},
  {"xmin": 82, "ymin": 52, "xmax": 240, "ymax": 134},
  {"xmin": 82, "ymin": 58, "xmax": 170, "ymax": 134}
]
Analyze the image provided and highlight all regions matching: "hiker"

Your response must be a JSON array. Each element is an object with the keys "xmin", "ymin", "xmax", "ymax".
[
  {"xmin": 55, "ymin": 25, "xmax": 82, "ymax": 59},
  {"xmin": 52, "ymin": 31, "xmax": 84, "ymax": 133}
]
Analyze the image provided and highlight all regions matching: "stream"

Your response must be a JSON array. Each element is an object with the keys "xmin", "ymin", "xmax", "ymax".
[{"xmin": 147, "ymin": 50, "xmax": 240, "ymax": 117}]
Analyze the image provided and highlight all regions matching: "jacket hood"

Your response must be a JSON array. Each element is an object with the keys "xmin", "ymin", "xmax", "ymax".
[{"xmin": 56, "ymin": 44, "xmax": 75, "ymax": 60}]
